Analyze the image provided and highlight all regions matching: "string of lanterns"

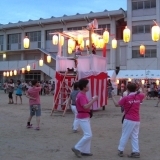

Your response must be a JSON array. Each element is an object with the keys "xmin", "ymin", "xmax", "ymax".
[
  {"xmin": 3, "ymin": 54, "xmax": 52, "ymax": 77},
  {"xmin": 116, "ymin": 79, "xmax": 160, "ymax": 86},
  {"xmin": 52, "ymin": 29, "xmax": 119, "ymax": 54}
]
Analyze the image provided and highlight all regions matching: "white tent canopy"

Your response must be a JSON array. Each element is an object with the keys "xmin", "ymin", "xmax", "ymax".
[
  {"xmin": 117, "ymin": 70, "xmax": 160, "ymax": 79},
  {"xmin": 106, "ymin": 70, "xmax": 116, "ymax": 80}
]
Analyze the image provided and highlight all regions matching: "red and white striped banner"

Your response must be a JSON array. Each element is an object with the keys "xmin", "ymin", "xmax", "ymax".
[{"xmin": 53, "ymin": 72, "xmax": 108, "ymax": 111}]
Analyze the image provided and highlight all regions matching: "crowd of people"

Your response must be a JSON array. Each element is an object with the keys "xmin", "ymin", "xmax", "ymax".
[
  {"xmin": 3, "ymin": 80, "xmax": 55, "ymax": 96},
  {"xmin": 1, "ymin": 78, "xmax": 159, "ymax": 158}
]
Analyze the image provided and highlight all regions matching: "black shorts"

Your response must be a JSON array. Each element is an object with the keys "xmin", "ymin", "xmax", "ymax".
[{"xmin": 8, "ymin": 92, "xmax": 13, "ymax": 99}]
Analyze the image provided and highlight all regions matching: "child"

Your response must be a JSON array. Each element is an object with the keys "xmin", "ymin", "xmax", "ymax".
[
  {"xmin": 15, "ymin": 80, "xmax": 22, "ymax": 104},
  {"xmin": 26, "ymin": 80, "xmax": 41, "ymax": 130}
]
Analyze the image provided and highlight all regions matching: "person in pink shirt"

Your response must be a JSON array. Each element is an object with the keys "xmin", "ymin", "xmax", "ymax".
[
  {"xmin": 112, "ymin": 83, "xmax": 144, "ymax": 158},
  {"xmin": 26, "ymin": 80, "xmax": 41, "ymax": 130},
  {"xmin": 71, "ymin": 79, "xmax": 98, "ymax": 158}
]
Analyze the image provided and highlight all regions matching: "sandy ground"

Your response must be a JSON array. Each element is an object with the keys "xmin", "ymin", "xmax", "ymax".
[{"xmin": 0, "ymin": 91, "xmax": 160, "ymax": 160}]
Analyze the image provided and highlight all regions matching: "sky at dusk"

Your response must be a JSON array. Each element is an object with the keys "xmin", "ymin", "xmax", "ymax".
[{"xmin": 0, "ymin": 0, "xmax": 126, "ymax": 24}]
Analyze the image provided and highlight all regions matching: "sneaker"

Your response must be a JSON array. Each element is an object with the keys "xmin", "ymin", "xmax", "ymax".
[
  {"xmin": 26, "ymin": 124, "xmax": 33, "ymax": 128},
  {"xmin": 118, "ymin": 150, "xmax": 124, "ymax": 157},
  {"xmin": 128, "ymin": 152, "xmax": 140, "ymax": 158},
  {"xmin": 81, "ymin": 152, "xmax": 93, "ymax": 156},
  {"xmin": 71, "ymin": 147, "xmax": 81, "ymax": 158},
  {"xmin": 35, "ymin": 127, "xmax": 40, "ymax": 130},
  {"xmin": 73, "ymin": 130, "xmax": 78, "ymax": 133},
  {"xmin": 155, "ymin": 105, "xmax": 158, "ymax": 107}
]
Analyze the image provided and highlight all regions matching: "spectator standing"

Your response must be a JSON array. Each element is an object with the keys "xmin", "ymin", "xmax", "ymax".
[
  {"xmin": 15, "ymin": 80, "xmax": 23, "ymax": 104},
  {"xmin": 8, "ymin": 79, "xmax": 15, "ymax": 104},
  {"xmin": 66, "ymin": 82, "xmax": 80, "ymax": 132}
]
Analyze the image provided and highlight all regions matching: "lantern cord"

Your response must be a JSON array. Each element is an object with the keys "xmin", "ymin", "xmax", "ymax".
[
  {"xmin": 153, "ymin": 20, "xmax": 159, "ymax": 26},
  {"xmin": 3, "ymin": 59, "xmax": 42, "ymax": 73}
]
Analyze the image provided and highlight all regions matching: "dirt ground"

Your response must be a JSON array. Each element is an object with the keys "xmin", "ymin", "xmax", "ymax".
[{"xmin": 0, "ymin": 91, "xmax": 160, "ymax": 160}]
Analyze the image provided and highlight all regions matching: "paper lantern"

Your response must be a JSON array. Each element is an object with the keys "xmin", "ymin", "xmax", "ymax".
[
  {"xmin": 78, "ymin": 34, "xmax": 83, "ymax": 45},
  {"xmin": 141, "ymin": 79, "xmax": 145, "ymax": 85},
  {"xmin": 86, "ymin": 40, "xmax": 90, "ymax": 47},
  {"xmin": 14, "ymin": 70, "xmax": 17, "ymax": 75},
  {"xmin": 116, "ymin": 79, "xmax": 119, "ymax": 84},
  {"xmin": 80, "ymin": 40, "xmax": 84, "ymax": 50},
  {"xmin": 3, "ymin": 72, "xmax": 6, "ymax": 76},
  {"xmin": 128, "ymin": 78, "xmax": 132, "ymax": 82},
  {"xmin": 10, "ymin": 71, "xmax": 13, "ymax": 76},
  {"xmin": 112, "ymin": 38, "xmax": 117, "ymax": 49},
  {"xmin": 68, "ymin": 47, "xmax": 72, "ymax": 54},
  {"xmin": 71, "ymin": 40, "xmax": 76, "ymax": 51},
  {"xmin": 99, "ymin": 39, "xmax": 104, "ymax": 48},
  {"xmin": 52, "ymin": 35, "xmax": 58, "ymax": 45},
  {"xmin": 23, "ymin": 36, "xmax": 30, "ymax": 49},
  {"xmin": 103, "ymin": 30, "xmax": 109, "ymax": 43},
  {"xmin": 140, "ymin": 45, "xmax": 145, "ymax": 55},
  {"xmin": 151, "ymin": 26, "xmax": 160, "ymax": 42},
  {"xmin": 3, "ymin": 53, "xmax": 6, "ymax": 59},
  {"xmin": 96, "ymin": 38, "xmax": 100, "ymax": 48},
  {"xmin": 68, "ymin": 39, "xmax": 73, "ymax": 48},
  {"xmin": 47, "ymin": 54, "xmax": 51, "ymax": 63},
  {"xmin": 27, "ymin": 65, "xmax": 31, "ymax": 71},
  {"xmin": 123, "ymin": 26, "xmax": 131, "ymax": 43},
  {"xmin": 22, "ymin": 68, "xmax": 25, "ymax": 74},
  {"xmin": 7, "ymin": 71, "xmax": 9, "ymax": 77},
  {"xmin": 39, "ymin": 59, "xmax": 43, "ymax": 66},
  {"xmin": 156, "ymin": 80, "xmax": 159, "ymax": 85},
  {"xmin": 60, "ymin": 36, "xmax": 64, "ymax": 46},
  {"xmin": 94, "ymin": 36, "xmax": 99, "ymax": 47}
]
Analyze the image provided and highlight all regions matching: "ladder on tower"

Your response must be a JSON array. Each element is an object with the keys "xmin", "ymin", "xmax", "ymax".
[{"xmin": 50, "ymin": 71, "xmax": 78, "ymax": 116}]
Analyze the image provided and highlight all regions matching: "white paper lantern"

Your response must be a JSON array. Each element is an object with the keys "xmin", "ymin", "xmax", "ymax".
[
  {"xmin": 27, "ymin": 65, "xmax": 31, "ymax": 71},
  {"xmin": 52, "ymin": 35, "xmax": 58, "ymax": 45},
  {"xmin": 39, "ymin": 59, "xmax": 43, "ymax": 66},
  {"xmin": 47, "ymin": 54, "xmax": 51, "ymax": 63},
  {"xmin": 23, "ymin": 36, "xmax": 30, "ymax": 49}
]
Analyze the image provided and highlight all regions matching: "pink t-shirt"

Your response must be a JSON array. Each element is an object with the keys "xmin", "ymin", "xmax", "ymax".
[
  {"xmin": 27, "ymin": 87, "xmax": 41, "ymax": 105},
  {"xmin": 118, "ymin": 93, "xmax": 145, "ymax": 122},
  {"xmin": 76, "ymin": 92, "xmax": 90, "ymax": 119}
]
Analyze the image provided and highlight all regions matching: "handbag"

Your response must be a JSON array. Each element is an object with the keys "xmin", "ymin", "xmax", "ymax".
[{"xmin": 121, "ymin": 94, "xmax": 137, "ymax": 124}]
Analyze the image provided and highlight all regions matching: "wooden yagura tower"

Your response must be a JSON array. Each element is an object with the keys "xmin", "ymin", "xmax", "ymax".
[{"xmin": 50, "ymin": 29, "xmax": 108, "ymax": 115}]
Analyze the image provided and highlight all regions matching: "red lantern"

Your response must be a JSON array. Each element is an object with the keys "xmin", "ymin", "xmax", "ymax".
[{"xmin": 140, "ymin": 45, "xmax": 145, "ymax": 55}]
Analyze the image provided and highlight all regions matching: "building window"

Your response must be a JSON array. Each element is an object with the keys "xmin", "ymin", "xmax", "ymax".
[
  {"xmin": 25, "ymin": 72, "xmax": 41, "ymax": 81},
  {"xmin": 7, "ymin": 33, "xmax": 21, "ymax": 50},
  {"xmin": 132, "ymin": 2, "xmax": 138, "ymax": 10},
  {"xmin": 132, "ymin": 0, "xmax": 156, "ymax": 10},
  {"xmin": 46, "ymin": 29, "xmax": 63, "ymax": 40},
  {"xmin": 144, "ymin": 1, "xmax": 151, "ymax": 9},
  {"xmin": 138, "ymin": 1, "xmax": 143, "ymax": 9},
  {"xmin": 132, "ymin": 25, "xmax": 152, "ymax": 34},
  {"xmin": 132, "ymin": 49, "xmax": 157, "ymax": 58},
  {"xmin": 94, "ymin": 24, "xmax": 110, "ymax": 35},
  {"xmin": 151, "ymin": 0, "xmax": 156, "ymax": 7},
  {"xmin": 67, "ymin": 26, "xmax": 86, "ymax": 31},
  {"xmin": 26, "ymin": 31, "xmax": 41, "ymax": 42},
  {"xmin": 0, "ymin": 35, "xmax": 4, "ymax": 51},
  {"xmin": 8, "ymin": 33, "xmax": 21, "ymax": 44},
  {"xmin": 144, "ymin": 25, "xmax": 151, "ymax": 33}
]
